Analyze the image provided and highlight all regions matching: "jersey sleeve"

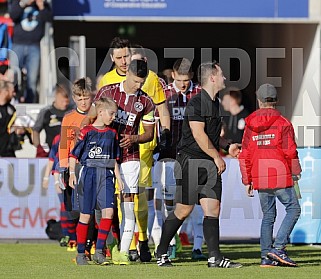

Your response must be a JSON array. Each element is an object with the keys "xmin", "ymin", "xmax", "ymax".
[
  {"xmin": 58, "ymin": 116, "xmax": 72, "ymax": 168},
  {"xmin": 69, "ymin": 127, "xmax": 88, "ymax": 160},
  {"xmin": 142, "ymin": 97, "xmax": 155, "ymax": 124}
]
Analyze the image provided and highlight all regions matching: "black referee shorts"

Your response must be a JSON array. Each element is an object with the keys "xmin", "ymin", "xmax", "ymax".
[{"xmin": 174, "ymin": 152, "xmax": 222, "ymax": 205}]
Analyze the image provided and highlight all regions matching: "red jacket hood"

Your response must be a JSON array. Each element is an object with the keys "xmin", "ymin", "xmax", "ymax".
[{"xmin": 245, "ymin": 108, "xmax": 281, "ymax": 133}]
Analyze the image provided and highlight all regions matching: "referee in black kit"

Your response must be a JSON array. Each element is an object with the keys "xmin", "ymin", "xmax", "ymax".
[{"xmin": 156, "ymin": 61, "xmax": 242, "ymax": 268}]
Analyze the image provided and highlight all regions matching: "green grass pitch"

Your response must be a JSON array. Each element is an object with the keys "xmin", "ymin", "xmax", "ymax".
[{"xmin": 0, "ymin": 242, "xmax": 320, "ymax": 279}]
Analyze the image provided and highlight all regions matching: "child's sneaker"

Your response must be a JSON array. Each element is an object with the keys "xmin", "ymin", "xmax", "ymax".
[
  {"xmin": 93, "ymin": 249, "xmax": 109, "ymax": 265},
  {"xmin": 59, "ymin": 236, "xmax": 70, "ymax": 247},
  {"xmin": 267, "ymin": 248, "xmax": 297, "ymax": 267},
  {"xmin": 208, "ymin": 257, "xmax": 242, "ymax": 268},
  {"xmin": 260, "ymin": 257, "xmax": 279, "ymax": 267},
  {"xmin": 67, "ymin": 240, "xmax": 77, "ymax": 252},
  {"xmin": 167, "ymin": 245, "xmax": 176, "ymax": 259},
  {"xmin": 76, "ymin": 253, "xmax": 89, "ymax": 265},
  {"xmin": 139, "ymin": 240, "xmax": 152, "ymax": 262},
  {"xmin": 191, "ymin": 249, "xmax": 207, "ymax": 261}
]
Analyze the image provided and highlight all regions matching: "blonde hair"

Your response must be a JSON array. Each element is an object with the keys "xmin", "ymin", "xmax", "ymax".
[
  {"xmin": 72, "ymin": 77, "xmax": 93, "ymax": 97},
  {"xmin": 94, "ymin": 97, "xmax": 118, "ymax": 114}
]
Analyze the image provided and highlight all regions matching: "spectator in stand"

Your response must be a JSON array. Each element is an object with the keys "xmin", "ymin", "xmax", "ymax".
[
  {"xmin": 0, "ymin": 79, "xmax": 17, "ymax": 157},
  {"xmin": 0, "ymin": 1, "xmax": 13, "ymax": 76},
  {"xmin": 9, "ymin": 0, "xmax": 52, "ymax": 103},
  {"xmin": 32, "ymin": 84, "xmax": 71, "ymax": 157}
]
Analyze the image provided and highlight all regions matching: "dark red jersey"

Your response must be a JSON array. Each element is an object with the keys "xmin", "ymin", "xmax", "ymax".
[
  {"xmin": 95, "ymin": 82, "xmax": 155, "ymax": 162},
  {"xmin": 163, "ymin": 82, "xmax": 201, "ymax": 158}
]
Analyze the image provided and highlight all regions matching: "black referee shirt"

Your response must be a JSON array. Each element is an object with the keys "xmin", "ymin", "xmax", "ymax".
[{"xmin": 177, "ymin": 89, "xmax": 222, "ymax": 160}]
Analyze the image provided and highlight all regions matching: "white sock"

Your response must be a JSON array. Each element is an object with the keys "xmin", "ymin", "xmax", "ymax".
[
  {"xmin": 120, "ymin": 202, "xmax": 135, "ymax": 253},
  {"xmin": 191, "ymin": 205, "xmax": 204, "ymax": 251},
  {"xmin": 151, "ymin": 209, "xmax": 163, "ymax": 247},
  {"xmin": 147, "ymin": 199, "xmax": 155, "ymax": 237}
]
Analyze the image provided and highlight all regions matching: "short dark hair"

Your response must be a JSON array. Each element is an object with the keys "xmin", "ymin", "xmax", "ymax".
[
  {"xmin": 173, "ymin": 58, "xmax": 193, "ymax": 75},
  {"xmin": 110, "ymin": 37, "xmax": 131, "ymax": 53},
  {"xmin": 197, "ymin": 60, "xmax": 220, "ymax": 86},
  {"xmin": 128, "ymin": 59, "xmax": 148, "ymax": 78},
  {"xmin": 131, "ymin": 44, "xmax": 146, "ymax": 58}
]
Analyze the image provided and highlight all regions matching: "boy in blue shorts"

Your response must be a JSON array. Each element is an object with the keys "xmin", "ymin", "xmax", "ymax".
[{"xmin": 69, "ymin": 97, "xmax": 124, "ymax": 265}]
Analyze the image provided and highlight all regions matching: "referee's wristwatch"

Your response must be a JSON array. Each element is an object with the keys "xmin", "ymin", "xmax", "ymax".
[{"xmin": 224, "ymin": 143, "xmax": 231, "ymax": 153}]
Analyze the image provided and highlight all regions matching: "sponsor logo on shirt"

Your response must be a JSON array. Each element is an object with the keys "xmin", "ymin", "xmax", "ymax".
[
  {"xmin": 172, "ymin": 107, "xmax": 185, "ymax": 120},
  {"xmin": 115, "ymin": 109, "xmax": 137, "ymax": 127},
  {"xmin": 88, "ymin": 146, "xmax": 110, "ymax": 159}
]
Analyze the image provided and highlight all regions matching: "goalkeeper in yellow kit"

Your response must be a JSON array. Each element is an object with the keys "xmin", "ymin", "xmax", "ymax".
[{"xmin": 98, "ymin": 37, "xmax": 170, "ymax": 263}]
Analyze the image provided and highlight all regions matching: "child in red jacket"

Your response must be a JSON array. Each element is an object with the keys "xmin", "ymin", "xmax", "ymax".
[{"xmin": 239, "ymin": 84, "xmax": 302, "ymax": 267}]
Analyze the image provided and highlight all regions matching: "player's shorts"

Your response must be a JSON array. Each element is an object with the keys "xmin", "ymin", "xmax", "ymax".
[
  {"xmin": 153, "ymin": 160, "xmax": 176, "ymax": 201},
  {"xmin": 119, "ymin": 161, "xmax": 140, "ymax": 194},
  {"xmin": 175, "ymin": 152, "xmax": 221, "ymax": 205},
  {"xmin": 75, "ymin": 166, "xmax": 115, "ymax": 214}
]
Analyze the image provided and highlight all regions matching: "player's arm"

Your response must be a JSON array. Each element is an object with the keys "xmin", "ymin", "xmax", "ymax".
[
  {"xmin": 219, "ymin": 136, "xmax": 240, "ymax": 158},
  {"xmin": 156, "ymin": 102, "xmax": 170, "ymax": 130},
  {"xmin": 189, "ymin": 121, "xmax": 226, "ymax": 175},
  {"xmin": 68, "ymin": 157, "xmax": 77, "ymax": 189},
  {"xmin": 114, "ymin": 162, "xmax": 123, "ymax": 191},
  {"xmin": 58, "ymin": 118, "xmax": 71, "ymax": 169},
  {"xmin": 120, "ymin": 123, "xmax": 154, "ymax": 148},
  {"xmin": 42, "ymin": 159, "xmax": 54, "ymax": 189},
  {"xmin": 32, "ymin": 108, "xmax": 46, "ymax": 147}
]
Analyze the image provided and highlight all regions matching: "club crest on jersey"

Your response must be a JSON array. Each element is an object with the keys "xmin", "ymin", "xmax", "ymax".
[{"xmin": 134, "ymin": 102, "xmax": 143, "ymax": 112}]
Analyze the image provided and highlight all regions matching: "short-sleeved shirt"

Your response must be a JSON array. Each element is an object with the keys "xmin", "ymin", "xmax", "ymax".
[
  {"xmin": 70, "ymin": 125, "xmax": 120, "ymax": 168},
  {"xmin": 164, "ymin": 81, "xmax": 201, "ymax": 158},
  {"xmin": 33, "ymin": 104, "xmax": 72, "ymax": 148},
  {"xmin": 95, "ymin": 81, "xmax": 155, "ymax": 162},
  {"xmin": 178, "ymin": 89, "xmax": 222, "ymax": 160}
]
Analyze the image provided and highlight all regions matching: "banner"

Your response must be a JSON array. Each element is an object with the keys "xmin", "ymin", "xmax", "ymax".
[
  {"xmin": 0, "ymin": 148, "xmax": 320, "ymax": 241},
  {"xmin": 0, "ymin": 159, "xmax": 59, "ymax": 239},
  {"xmin": 52, "ymin": 0, "xmax": 309, "ymax": 20},
  {"xmin": 290, "ymin": 148, "xmax": 321, "ymax": 243}
]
